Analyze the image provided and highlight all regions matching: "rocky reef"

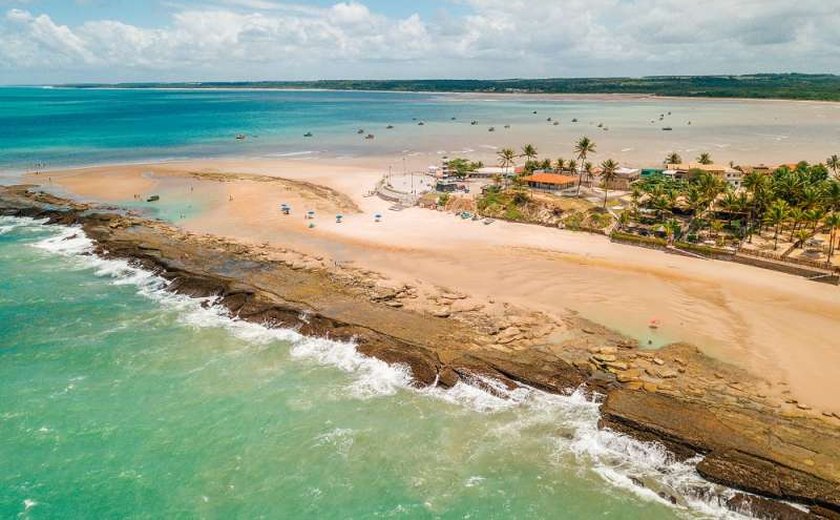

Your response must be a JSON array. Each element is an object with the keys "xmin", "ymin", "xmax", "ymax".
[{"xmin": 2, "ymin": 185, "xmax": 838, "ymax": 519}]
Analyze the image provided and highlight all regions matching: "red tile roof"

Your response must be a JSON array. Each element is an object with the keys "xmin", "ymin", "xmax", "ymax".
[{"xmin": 522, "ymin": 173, "xmax": 578, "ymax": 185}]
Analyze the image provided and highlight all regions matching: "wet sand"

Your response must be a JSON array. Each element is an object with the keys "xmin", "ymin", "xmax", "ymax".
[{"xmin": 28, "ymin": 158, "xmax": 840, "ymax": 413}]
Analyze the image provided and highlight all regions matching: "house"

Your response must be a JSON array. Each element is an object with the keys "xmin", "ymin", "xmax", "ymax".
[
  {"xmin": 641, "ymin": 168, "xmax": 664, "ymax": 178},
  {"xmin": 471, "ymin": 166, "xmax": 517, "ymax": 179},
  {"xmin": 665, "ymin": 163, "xmax": 742, "ymax": 188},
  {"xmin": 522, "ymin": 173, "xmax": 577, "ymax": 192},
  {"xmin": 603, "ymin": 167, "xmax": 641, "ymax": 190}
]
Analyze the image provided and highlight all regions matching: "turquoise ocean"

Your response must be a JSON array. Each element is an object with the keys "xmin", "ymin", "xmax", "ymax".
[
  {"xmin": 2, "ymin": 86, "xmax": 839, "ymax": 174},
  {"xmin": 1, "ymin": 87, "xmax": 809, "ymax": 518},
  {"xmin": 0, "ymin": 217, "xmax": 746, "ymax": 519}
]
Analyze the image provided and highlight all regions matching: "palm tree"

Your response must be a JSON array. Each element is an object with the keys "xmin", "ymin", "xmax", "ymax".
[
  {"xmin": 828, "ymin": 154, "xmax": 840, "ymax": 178},
  {"xmin": 584, "ymin": 162, "xmax": 594, "ymax": 188},
  {"xmin": 764, "ymin": 199, "xmax": 790, "ymax": 250},
  {"xmin": 665, "ymin": 152, "xmax": 682, "ymax": 165},
  {"xmin": 574, "ymin": 137, "xmax": 596, "ymax": 196},
  {"xmin": 521, "ymin": 144, "xmax": 538, "ymax": 163},
  {"xmin": 600, "ymin": 159, "xmax": 618, "ymax": 207},
  {"xmin": 826, "ymin": 212, "xmax": 840, "ymax": 262},
  {"xmin": 787, "ymin": 207, "xmax": 805, "ymax": 241},
  {"xmin": 497, "ymin": 148, "xmax": 516, "ymax": 177},
  {"xmin": 555, "ymin": 158, "xmax": 566, "ymax": 173},
  {"xmin": 567, "ymin": 159, "xmax": 578, "ymax": 176},
  {"xmin": 663, "ymin": 219, "xmax": 681, "ymax": 245},
  {"xmin": 697, "ymin": 153, "xmax": 713, "ymax": 165}
]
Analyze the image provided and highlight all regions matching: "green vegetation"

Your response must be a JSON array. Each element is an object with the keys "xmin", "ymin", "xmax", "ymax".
[
  {"xmin": 445, "ymin": 158, "xmax": 483, "ymax": 179},
  {"xmin": 623, "ymin": 161, "xmax": 840, "ymax": 262},
  {"xmin": 65, "ymin": 74, "xmax": 840, "ymax": 102}
]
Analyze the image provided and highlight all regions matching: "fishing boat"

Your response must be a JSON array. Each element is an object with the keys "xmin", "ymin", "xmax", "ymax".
[
  {"xmin": 662, "ymin": 127, "xmax": 673, "ymax": 131},
  {"xmin": 365, "ymin": 134, "xmax": 375, "ymax": 139},
  {"xmin": 303, "ymin": 132, "xmax": 313, "ymax": 137},
  {"xmin": 235, "ymin": 134, "xmax": 246, "ymax": 140},
  {"xmin": 648, "ymin": 318, "xmax": 661, "ymax": 329},
  {"xmin": 386, "ymin": 125, "xmax": 394, "ymax": 129}
]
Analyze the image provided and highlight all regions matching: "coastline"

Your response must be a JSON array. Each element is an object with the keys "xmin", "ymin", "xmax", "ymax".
[
  {"xmin": 47, "ymin": 84, "xmax": 840, "ymax": 105},
  {"xmin": 3, "ymin": 184, "xmax": 839, "ymax": 518},
  {"xmin": 23, "ymin": 159, "xmax": 840, "ymax": 415}
]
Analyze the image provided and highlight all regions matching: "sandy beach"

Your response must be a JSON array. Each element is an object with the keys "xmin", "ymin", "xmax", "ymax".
[{"xmin": 27, "ymin": 158, "xmax": 840, "ymax": 415}]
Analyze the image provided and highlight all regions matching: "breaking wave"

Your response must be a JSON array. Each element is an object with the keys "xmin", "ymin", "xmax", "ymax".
[{"xmin": 18, "ymin": 217, "xmax": 757, "ymax": 519}]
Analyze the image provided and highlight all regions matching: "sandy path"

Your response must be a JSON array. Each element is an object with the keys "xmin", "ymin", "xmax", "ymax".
[{"xmin": 28, "ymin": 159, "xmax": 840, "ymax": 413}]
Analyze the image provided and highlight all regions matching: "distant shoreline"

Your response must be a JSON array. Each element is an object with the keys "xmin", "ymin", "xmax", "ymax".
[{"xmin": 42, "ymin": 73, "xmax": 840, "ymax": 103}]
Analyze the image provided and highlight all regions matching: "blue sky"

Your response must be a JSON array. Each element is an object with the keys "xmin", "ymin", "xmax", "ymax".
[{"xmin": 1, "ymin": 0, "xmax": 838, "ymax": 84}]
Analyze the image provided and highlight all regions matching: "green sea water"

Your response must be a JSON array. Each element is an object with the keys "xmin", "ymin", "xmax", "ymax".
[{"xmin": 0, "ymin": 219, "xmax": 749, "ymax": 519}]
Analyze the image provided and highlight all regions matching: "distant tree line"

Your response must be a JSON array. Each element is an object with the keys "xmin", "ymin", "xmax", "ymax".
[{"xmin": 64, "ymin": 74, "xmax": 840, "ymax": 102}]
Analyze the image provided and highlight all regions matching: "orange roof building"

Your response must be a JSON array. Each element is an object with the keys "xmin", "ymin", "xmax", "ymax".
[{"xmin": 522, "ymin": 173, "xmax": 578, "ymax": 191}]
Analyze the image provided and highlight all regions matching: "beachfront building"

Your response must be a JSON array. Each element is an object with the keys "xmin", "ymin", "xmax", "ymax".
[
  {"xmin": 522, "ymin": 172, "xmax": 577, "ymax": 192},
  {"xmin": 471, "ymin": 166, "xmax": 517, "ymax": 179},
  {"xmin": 603, "ymin": 167, "xmax": 641, "ymax": 190},
  {"xmin": 666, "ymin": 163, "xmax": 743, "ymax": 189}
]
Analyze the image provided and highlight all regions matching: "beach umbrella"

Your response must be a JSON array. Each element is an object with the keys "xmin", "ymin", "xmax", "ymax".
[
  {"xmin": 374, "ymin": 213, "xmax": 382, "ymax": 222},
  {"xmin": 307, "ymin": 210, "xmax": 316, "ymax": 219},
  {"xmin": 336, "ymin": 214, "xmax": 344, "ymax": 223}
]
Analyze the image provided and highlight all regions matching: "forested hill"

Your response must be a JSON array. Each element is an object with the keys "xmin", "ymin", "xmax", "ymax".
[{"xmin": 64, "ymin": 74, "xmax": 840, "ymax": 101}]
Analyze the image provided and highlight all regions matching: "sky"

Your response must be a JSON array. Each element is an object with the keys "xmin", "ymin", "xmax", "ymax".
[{"xmin": 1, "ymin": 0, "xmax": 838, "ymax": 84}]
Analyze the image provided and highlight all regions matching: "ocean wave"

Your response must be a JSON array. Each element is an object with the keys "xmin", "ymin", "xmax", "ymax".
[
  {"xmin": 0, "ymin": 216, "xmax": 47, "ymax": 236},
  {"xmin": 21, "ymin": 217, "xmax": 755, "ymax": 519},
  {"xmin": 263, "ymin": 150, "xmax": 317, "ymax": 158}
]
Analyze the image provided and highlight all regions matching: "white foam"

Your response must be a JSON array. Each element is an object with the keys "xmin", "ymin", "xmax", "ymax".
[
  {"xmin": 263, "ymin": 150, "xmax": 317, "ymax": 158},
  {"xmin": 24, "ymin": 220, "xmax": 758, "ymax": 519},
  {"xmin": 0, "ymin": 216, "xmax": 47, "ymax": 236}
]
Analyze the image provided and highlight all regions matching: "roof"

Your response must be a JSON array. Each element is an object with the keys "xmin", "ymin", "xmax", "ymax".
[
  {"xmin": 615, "ymin": 167, "xmax": 641, "ymax": 177},
  {"xmin": 666, "ymin": 163, "xmax": 737, "ymax": 173},
  {"xmin": 522, "ymin": 173, "xmax": 578, "ymax": 185}
]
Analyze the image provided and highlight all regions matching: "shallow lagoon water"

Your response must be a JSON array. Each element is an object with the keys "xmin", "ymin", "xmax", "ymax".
[
  {"xmin": 0, "ymin": 217, "xmax": 754, "ymax": 518},
  {"xmin": 1, "ymin": 87, "xmax": 838, "ymax": 173}
]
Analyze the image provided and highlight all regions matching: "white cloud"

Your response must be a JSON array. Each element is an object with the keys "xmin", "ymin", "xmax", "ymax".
[{"xmin": 0, "ymin": 0, "xmax": 838, "ymax": 83}]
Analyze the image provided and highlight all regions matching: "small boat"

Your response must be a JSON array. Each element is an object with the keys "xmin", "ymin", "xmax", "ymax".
[
  {"xmin": 648, "ymin": 318, "xmax": 661, "ymax": 329},
  {"xmin": 357, "ymin": 129, "xmax": 365, "ymax": 134},
  {"xmin": 532, "ymin": 111, "xmax": 538, "ymax": 114},
  {"xmin": 451, "ymin": 116, "xmax": 457, "ymax": 120},
  {"xmin": 662, "ymin": 127, "xmax": 673, "ymax": 131},
  {"xmin": 597, "ymin": 123, "xmax": 603, "ymax": 128},
  {"xmin": 386, "ymin": 125, "xmax": 394, "ymax": 129},
  {"xmin": 547, "ymin": 117, "xmax": 552, "ymax": 122},
  {"xmin": 553, "ymin": 121, "xmax": 560, "ymax": 126},
  {"xmin": 470, "ymin": 120, "xmax": 478, "ymax": 125},
  {"xmin": 571, "ymin": 118, "xmax": 578, "ymax": 123},
  {"xmin": 235, "ymin": 134, "xmax": 246, "ymax": 140},
  {"xmin": 303, "ymin": 132, "xmax": 313, "ymax": 137},
  {"xmin": 146, "ymin": 195, "xmax": 160, "ymax": 202},
  {"xmin": 417, "ymin": 121, "xmax": 425, "ymax": 126},
  {"xmin": 504, "ymin": 124, "xmax": 511, "ymax": 129},
  {"xmin": 365, "ymin": 134, "xmax": 375, "ymax": 139},
  {"xmin": 488, "ymin": 127, "xmax": 495, "ymax": 132}
]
